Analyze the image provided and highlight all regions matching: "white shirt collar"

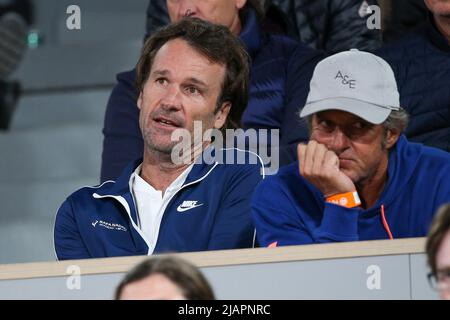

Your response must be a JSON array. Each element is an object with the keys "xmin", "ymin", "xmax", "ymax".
[{"xmin": 130, "ymin": 163, "xmax": 194, "ymax": 195}]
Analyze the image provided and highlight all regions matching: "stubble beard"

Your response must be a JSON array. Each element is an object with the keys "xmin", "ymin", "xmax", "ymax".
[{"xmin": 142, "ymin": 127, "xmax": 178, "ymax": 157}]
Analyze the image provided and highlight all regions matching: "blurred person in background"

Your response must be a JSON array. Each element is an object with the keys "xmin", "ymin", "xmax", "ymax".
[
  {"xmin": 269, "ymin": 0, "xmax": 381, "ymax": 53},
  {"xmin": 145, "ymin": 0, "xmax": 382, "ymax": 53},
  {"xmin": 426, "ymin": 204, "xmax": 450, "ymax": 300},
  {"xmin": 0, "ymin": 0, "xmax": 32, "ymax": 130},
  {"xmin": 377, "ymin": 0, "xmax": 450, "ymax": 152},
  {"xmin": 379, "ymin": 0, "xmax": 428, "ymax": 43}
]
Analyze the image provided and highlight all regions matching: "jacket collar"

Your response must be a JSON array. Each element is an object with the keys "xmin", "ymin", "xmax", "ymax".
[
  {"xmin": 425, "ymin": 11, "xmax": 450, "ymax": 53},
  {"xmin": 360, "ymin": 134, "xmax": 423, "ymax": 215},
  {"xmin": 94, "ymin": 146, "xmax": 221, "ymax": 198},
  {"xmin": 92, "ymin": 148, "xmax": 220, "ymax": 241},
  {"xmin": 239, "ymin": 7, "xmax": 262, "ymax": 59}
]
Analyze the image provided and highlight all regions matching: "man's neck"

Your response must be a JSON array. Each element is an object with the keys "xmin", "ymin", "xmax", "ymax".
[
  {"xmin": 356, "ymin": 155, "xmax": 389, "ymax": 210},
  {"xmin": 140, "ymin": 141, "xmax": 209, "ymax": 194},
  {"xmin": 140, "ymin": 150, "xmax": 190, "ymax": 195},
  {"xmin": 434, "ymin": 14, "xmax": 450, "ymax": 45},
  {"xmin": 230, "ymin": 15, "xmax": 242, "ymax": 35}
]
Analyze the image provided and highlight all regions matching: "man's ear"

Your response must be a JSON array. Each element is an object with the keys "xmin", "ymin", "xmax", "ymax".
[
  {"xmin": 423, "ymin": 0, "xmax": 433, "ymax": 12},
  {"xmin": 235, "ymin": 0, "xmax": 247, "ymax": 10},
  {"xmin": 214, "ymin": 102, "xmax": 231, "ymax": 129},
  {"xmin": 137, "ymin": 92, "xmax": 143, "ymax": 110},
  {"xmin": 385, "ymin": 128, "xmax": 401, "ymax": 149}
]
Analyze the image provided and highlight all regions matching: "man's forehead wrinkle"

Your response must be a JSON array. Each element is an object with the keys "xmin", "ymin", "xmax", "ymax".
[
  {"xmin": 151, "ymin": 69, "xmax": 169, "ymax": 76},
  {"xmin": 152, "ymin": 63, "xmax": 213, "ymax": 79}
]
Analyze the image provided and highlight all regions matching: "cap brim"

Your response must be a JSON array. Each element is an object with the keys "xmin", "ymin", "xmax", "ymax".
[{"xmin": 300, "ymin": 97, "xmax": 392, "ymax": 125}]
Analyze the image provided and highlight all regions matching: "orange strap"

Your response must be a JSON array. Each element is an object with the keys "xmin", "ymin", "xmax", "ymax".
[
  {"xmin": 268, "ymin": 242, "xmax": 278, "ymax": 248},
  {"xmin": 326, "ymin": 191, "xmax": 361, "ymax": 208}
]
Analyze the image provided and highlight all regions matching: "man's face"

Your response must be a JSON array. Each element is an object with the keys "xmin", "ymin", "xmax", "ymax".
[
  {"xmin": 119, "ymin": 274, "xmax": 186, "ymax": 300},
  {"xmin": 138, "ymin": 38, "xmax": 229, "ymax": 155},
  {"xmin": 167, "ymin": 0, "xmax": 247, "ymax": 34},
  {"xmin": 436, "ymin": 230, "xmax": 450, "ymax": 300},
  {"xmin": 310, "ymin": 110, "xmax": 393, "ymax": 185},
  {"xmin": 425, "ymin": 0, "xmax": 450, "ymax": 16}
]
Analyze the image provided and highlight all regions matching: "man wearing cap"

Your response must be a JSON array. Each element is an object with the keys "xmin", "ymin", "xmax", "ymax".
[{"xmin": 252, "ymin": 49, "xmax": 450, "ymax": 246}]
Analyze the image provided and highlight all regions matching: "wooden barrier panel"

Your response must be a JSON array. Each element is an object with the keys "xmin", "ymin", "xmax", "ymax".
[{"xmin": 0, "ymin": 238, "xmax": 438, "ymax": 299}]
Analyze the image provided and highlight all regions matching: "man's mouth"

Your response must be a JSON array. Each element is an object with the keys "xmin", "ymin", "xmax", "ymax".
[
  {"xmin": 339, "ymin": 158, "xmax": 355, "ymax": 167},
  {"xmin": 153, "ymin": 116, "xmax": 182, "ymax": 128}
]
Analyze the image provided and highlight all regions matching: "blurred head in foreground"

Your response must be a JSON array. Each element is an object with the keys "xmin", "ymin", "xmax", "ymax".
[
  {"xmin": 115, "ymin": 256, "xmax": 215, "ymax": 300},
  {"xmin": 426, "ymin": 204, "xmax": 450, "ymax": 300}
]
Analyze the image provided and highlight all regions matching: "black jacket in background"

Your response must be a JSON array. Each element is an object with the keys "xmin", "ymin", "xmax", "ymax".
[
  {"xmin": 381, "ymin": 0, "xmax": 427, "ymax": 43},
  {"xmin": 144, "ymin": 0, "xmax": 168, "ymax": 40},
  {"xmin": 271, "ymin": 0, "xmax": 381, "ymax": 53},
  {"xmin": 377, "ymin": 15, "xmax": 450, "ymax": 152},
  {"xmin": 144, "ymin": 0, "xmax": 381, "ymax": 53}
]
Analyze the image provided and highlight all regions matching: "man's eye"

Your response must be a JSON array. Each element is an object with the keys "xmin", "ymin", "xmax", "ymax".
[
  {"xmin": 156, "ymin": 78, "xmax": 167, "ymax": 85},
  {"xmin": 438, "ymin": 268, "xmax": 450, "ymax": 280},
  {"xmin": 353, "ymin": 122, "xmax": 366, "ymax": 129},
  {"xmin": 186, "ymin": 86, "xmax": 200, "ymax": 95},
  {"xmin": 319, "ymin": 120, "xmax": 331, "ymax": 128}
]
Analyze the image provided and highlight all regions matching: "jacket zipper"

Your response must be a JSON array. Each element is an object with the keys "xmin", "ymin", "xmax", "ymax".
[{"xmin": 92, "ymin": 162, "xmax": 219, "ymax": 255}]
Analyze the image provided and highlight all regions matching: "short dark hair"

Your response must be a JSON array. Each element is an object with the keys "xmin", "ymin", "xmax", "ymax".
[
  {"xmin": 115, "ymin": 256, "xmax": 215, "ymax": 300},
  {"xmin": 136, "ymin": 17, "xmax": 250, "ymax": 130},
  {"xmin": 426, "ymin": 204, "xmax": 450, "ymax": 276}
]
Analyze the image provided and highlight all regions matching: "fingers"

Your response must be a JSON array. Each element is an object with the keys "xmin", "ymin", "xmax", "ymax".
[
  {"xmin": 297, "ymin": 143, "xmax": 306, "ymax": 175},
  {"xmin": 298, "ymin": 141, "xmax": 317, "ymax": 176},
  {"xmin": 324, "ymin": 149, "xmax": 340, "ymax": 171},
  {"xmin": 298, "ymin": 140, "xmax": 338, "ymax": 177},
  {"xmin": 303, "ymin": 140, "xmax": 318, "ymax": 176},
  {"xmin": 298, "ymin": 142, "xmax": 355, "ymax": 196},
  {"xmin": 312, "ymin": 143, "xmax": 327, "ymax": 175}
]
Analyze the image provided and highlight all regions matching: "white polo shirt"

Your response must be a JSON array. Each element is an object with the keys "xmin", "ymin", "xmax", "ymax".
[{"xmin": 131, "ymin": 164, "xmax": 194, "ymax": 254}]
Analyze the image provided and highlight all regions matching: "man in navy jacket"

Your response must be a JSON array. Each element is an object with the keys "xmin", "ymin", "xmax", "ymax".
[
  {"xmin": 377, "ymin": 0, "xmax": 450, "ymax": 152},
  {"xmin": 100, "ymin": 0, "xmax": 323, "ymax": 182},
  {"xmin": 252, "ymin": 49, "xmax": 450, "ymax": 247},
  {"xmin": 54, "ymin": 18, "xmax": 264, "ymax": 260}
]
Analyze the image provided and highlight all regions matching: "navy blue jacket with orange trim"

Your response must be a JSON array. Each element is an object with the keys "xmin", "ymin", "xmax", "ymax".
[{"xmin": 252, "ymin": 136, "xmax": 450, "ymax": 246}]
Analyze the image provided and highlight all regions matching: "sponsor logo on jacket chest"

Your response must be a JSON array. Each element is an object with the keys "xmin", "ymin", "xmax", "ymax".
[{"xmin": 91, "ymin": 220, "xmax": 127, "ymax": 232}]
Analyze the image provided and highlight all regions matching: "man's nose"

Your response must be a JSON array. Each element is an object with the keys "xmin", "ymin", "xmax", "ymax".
[
  {"xmin": 160, "ymin": 85, "xmax": 183, "ymax": 111},
  {"xmin": 177, "ymin": 0, "xmax": 196, "ymax": 17},
  {"xmin": 328, "ymin": 128, "xmax": 350, "ymax": 153}
]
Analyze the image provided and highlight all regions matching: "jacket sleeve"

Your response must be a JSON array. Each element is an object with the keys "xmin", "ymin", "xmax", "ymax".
[
  {"xmin": 54, "ymin": 199, "xmax": 91, "ymax": 260},
  {"xmin": 207, "ymin": 163, "xmax": 264, "ymax": 250},
  {"xmin": 279, "ymin": 45, "xmax": 325, "ymax": 165},
  {"xmin": 252, "ymin": 178, "xmax": 360, "ymax": 247},
  {"xmin": 100, "ymin": 70, "xmax": 144, "ymax": 182},
  {"xmin": 324, "ymin": 0, "xmax": 382, "ymax": 53}
]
